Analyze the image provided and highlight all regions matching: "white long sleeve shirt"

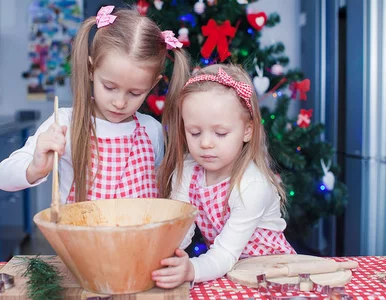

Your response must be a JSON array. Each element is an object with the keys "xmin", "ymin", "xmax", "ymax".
[
  {"xmin": 172, "ymin": 157, "xmax": 287, "ymax": 283},
  {"xmin": 0, "ymin": 108, "xmax": 164, "ymax": 203}
]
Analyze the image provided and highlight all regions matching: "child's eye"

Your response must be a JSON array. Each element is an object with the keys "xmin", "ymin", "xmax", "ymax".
[
  {"xmin": 190, "ymin": 132, "xmax": 200, "ymax": 137},
  {"xmin": 130, "ymin": 92, "xmax": 142, "ymax": 97},
  {"xmin": 216, "ymin": 132, "xmax": 228, "ymax": 137},
  {"xmin": 103, "ymin": 85, "xmax": 115, "ymax": 91}
]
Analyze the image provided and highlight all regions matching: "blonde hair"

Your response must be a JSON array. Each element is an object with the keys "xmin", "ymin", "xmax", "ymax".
[
  {"xmin": 158, "ymin": 64, "xmax": 287, "ymax": 211},
  {"xmin": 70, "ymin": 8, "xmax": 190, "ymax": 202}
]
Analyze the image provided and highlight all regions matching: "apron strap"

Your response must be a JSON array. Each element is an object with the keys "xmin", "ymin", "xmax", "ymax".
[{"xmin": 132, "ymin": 113, "xmax": 140, "ymax": 129}]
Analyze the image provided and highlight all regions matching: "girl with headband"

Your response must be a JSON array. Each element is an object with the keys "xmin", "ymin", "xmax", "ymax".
[{"xmin": 153, "ymin": 64, "xmax": 295, "ymax": 287}]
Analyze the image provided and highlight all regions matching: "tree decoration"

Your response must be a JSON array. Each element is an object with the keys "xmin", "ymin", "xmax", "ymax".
[
  {"xmin": 297, "ymin": 109, "xmax": 313, "ymax": 128},
  {"xmin": 178, "ymin": 27, "xmax": 191, "ymax": 47},
  {"xmin": 270, "ymin": 63, "xmax": 284, "ymax": 75},
  {"xmin": 154, "ymin": 0, "xmax": 164, "ymax": 10},
  {"xmin": 246, "ymin": 11, "xmax": 267, "ymax": 31},
  {"xmin": 147, "ymin": 94, "xmax": 166, "ymax": 116},
  {"xmin": 321, "ymin": 159, "xmax": 335, "ymax": 191},
  {"xmin": 201, "ymin": 19, "xmax": 236, "ymax": 62},
  {"xmin": 192, "ymin": 66, "xmax": 202, "ymax": 75},
  {"xmin": 253, "ymin": 63, "xmax": 270, "ymax": 95},
  {"xmin": 137, "ymin": 0, "xmax": 149, "ymax": 15},
  {"xmin": 207, "ymin": 0, "xmax": 216, "ymax": 6},
  {"xmin": 20, "ymin": 256, "xmax": 64, "ymax": 300},
  {"xmin": 194, "ymin": 0, "xmax": 206, "ymax": 14},
  {"xmin": 290, "ymin": 79, "xmax": 310, "ymax": 100},
  {"xmin": 236, "ymin": 0, "xmax": 249, "ymax": 4}
]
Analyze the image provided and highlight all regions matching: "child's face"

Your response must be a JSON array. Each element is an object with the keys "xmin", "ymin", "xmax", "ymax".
[
  {"xmin": 182, "ymin": 90, "xmax": 252, "ymax": 183},
  {"xmin": 92, "ymin": 51, "xmax": 160, "ymax": 123}
]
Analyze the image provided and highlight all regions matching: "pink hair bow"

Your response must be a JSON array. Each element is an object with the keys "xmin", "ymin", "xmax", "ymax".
[
  {"xmin": 185, "ymin": 67, "xmax": 253, "ymax": 116},
  {"xmin": 96, "ymin": 5, "xmax": 117, "ymax": 28},
  {"xmin": 161, "ymin": 30, "xmax": 183, "ymax": 50}
]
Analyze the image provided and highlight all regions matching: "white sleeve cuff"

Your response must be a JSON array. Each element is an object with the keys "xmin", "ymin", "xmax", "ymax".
[{"xmin": 189, "ymin": 258, "xmax": 199, "ymax": 288}]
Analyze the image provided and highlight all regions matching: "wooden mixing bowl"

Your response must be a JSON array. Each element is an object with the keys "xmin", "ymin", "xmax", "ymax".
[{"xmin": 33, "ymin": 198, "xmax": 197, "ymax": 294}]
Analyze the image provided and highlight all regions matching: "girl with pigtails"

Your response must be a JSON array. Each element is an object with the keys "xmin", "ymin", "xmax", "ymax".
[{"xmin": 0, "ymin": 6, "xmax": 190, "ymax": 203}]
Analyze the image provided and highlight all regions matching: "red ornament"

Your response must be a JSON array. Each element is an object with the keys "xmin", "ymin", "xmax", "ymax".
[
  {"xmin": 247, "ymin": 12, "xmax": 267, "ymax": 31},
  {"xmin": 178, "ymin": 27, "xmax": 190, "ymax": 47},
  {"xmin": 147, "ymin": 94, "xmax": 165, "ymax": 116},
  {"xmin": 290, "ymin": 79, "xmax": 310, "ymax": 100},
  {"xmin": 297, "ymin": 109, "xmax": 313, "ymax": 128},
  {"xmin": 201, "ymin": 19, "xmax": 236, "ymax": 62},
  {"xmin": 137, "ymin": 0, "xmax": 149, "ymax": 15}
]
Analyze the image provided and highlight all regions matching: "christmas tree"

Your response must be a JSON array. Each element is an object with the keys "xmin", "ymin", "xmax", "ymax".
[{"xmin": 125, "ymin": 0, "xmax": 348, "ymax": 254}]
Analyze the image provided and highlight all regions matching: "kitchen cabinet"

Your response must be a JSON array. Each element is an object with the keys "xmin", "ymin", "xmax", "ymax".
[{"xmin": 0, "ymin": 117, "xmax": 36, "ymax": 261}]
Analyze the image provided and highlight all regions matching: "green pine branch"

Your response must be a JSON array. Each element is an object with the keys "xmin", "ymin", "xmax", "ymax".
[{"xmin": 20, "ymin": 256, "xmax": 64, "ymax": 300}]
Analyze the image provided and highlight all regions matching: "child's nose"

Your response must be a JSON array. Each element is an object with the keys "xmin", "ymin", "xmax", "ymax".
[
  {"xmin": 200, "ymin": 134, "xmax": 213, "ymax": 148},
  {"xmin": 112, "ymin": 95, "xmax": 127, "ymax": 109}
]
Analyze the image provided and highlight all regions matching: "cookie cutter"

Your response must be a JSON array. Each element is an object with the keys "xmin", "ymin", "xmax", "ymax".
[
  {"xmin": 0, "ymin": 273, "xmax": 15, "ymax": 293},
  {"xmin": 256, "ymin": 273, "xmax": 353, "ymax": 299}
]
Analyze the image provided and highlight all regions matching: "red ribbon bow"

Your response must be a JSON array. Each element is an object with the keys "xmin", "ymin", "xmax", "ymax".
[
  {"xmin": 201, "ymin": 19, "xmax": 236, "ymax": 62},
  {"xmin": 290, "ymin": 79, "xmax": 310, "ymax": 100},
  {"xmin": 184, "ymin": 67, "xmax": 253, "ymax": 115}
]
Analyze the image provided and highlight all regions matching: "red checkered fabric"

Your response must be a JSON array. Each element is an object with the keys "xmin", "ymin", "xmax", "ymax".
[
  {"xmin": 190, "ymin": 256, "xmax": 386, "ymax": 299},
  {"xmin": 189, "ymin": 164, "xmax": 295, "ymax": 256},
  {"xmin": 67, "ymin": 114, "xmax": 158, "ymax": 202}
]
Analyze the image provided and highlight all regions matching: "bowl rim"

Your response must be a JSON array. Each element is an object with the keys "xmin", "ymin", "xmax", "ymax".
[{"xmin": 33, "ymin": 198, "xmax": 198, "ymax": 231}]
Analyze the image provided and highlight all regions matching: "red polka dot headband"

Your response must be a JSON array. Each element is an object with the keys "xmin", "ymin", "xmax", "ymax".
[{"xmin": 184, "ymin": 67, "xmax": 253, "ymax": 116}]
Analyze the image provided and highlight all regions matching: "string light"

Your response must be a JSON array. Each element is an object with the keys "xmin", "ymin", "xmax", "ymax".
[
  {"xmin": 289, "ymin": 190, "xmax": 295, "ymax": 196},
  {"xmin": 270, "ymin": 114, "xmax": 275, "ymax": 120},
  {"xmin": 179, "ymin": 13, "xmax": 196, "ymax": 27},
  {"xmin": 296, "ymin": 146, "xmax": 301, "ymax": 152},
  {"xmin": 320, "ymin": 184, "xmax": 326, "ymax": 191},
  {"xmin": 262, "ymin": 119, "xmax": 265, "ymax": 124},
  {"xmin": 193, "ymin": 242, "xmax": 207, "ymax": 256},
  {"xmin": 247, "ymin": 28, "xmax": 253, "ymax": 34},
  {"xmin": 273, "ymin": 92, "xmax": 277, "ymax": 98},
  {"xmin": 277, "ymin": 91, "xmax": 282, "ymax": 96},
  {"xmin": 240, "ymin": 49, "xmax": 248, "ymax": 56},
  {"xmin": 200, "ymin": 58, "xmax": 210, "ymax": 65}
]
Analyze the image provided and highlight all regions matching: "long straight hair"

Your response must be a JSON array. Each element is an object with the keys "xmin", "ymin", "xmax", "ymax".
[
  {"xmin": 70, "ymin": 8, "xmax": 190, "ymax": 202},
  {"xmin": 158, "ymin": 64, "xmax": 287, "ymax": 211}
]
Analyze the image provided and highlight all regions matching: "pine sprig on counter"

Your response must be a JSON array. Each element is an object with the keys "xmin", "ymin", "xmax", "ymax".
[{"xmin": 20, "ymin": 256, "xmax": 64, "ymax": 300}]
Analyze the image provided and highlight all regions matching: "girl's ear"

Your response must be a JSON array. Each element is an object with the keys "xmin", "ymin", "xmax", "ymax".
[
  {"xmin": 88, "ymin": 56, "xmax": 94, "ymax": 81},
  {"xmin": 243, "ymin": 120, "xmax": 253, "ymax": 142}
]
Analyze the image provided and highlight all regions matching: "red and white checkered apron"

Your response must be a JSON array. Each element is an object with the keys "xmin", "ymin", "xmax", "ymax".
[
  {"xmin": 67, "ymin": 114, "xmax": 159, "ymax": 202},
  {"xmin": 189, "ymin": 164, "xmax": 296, "ymax": 256}
]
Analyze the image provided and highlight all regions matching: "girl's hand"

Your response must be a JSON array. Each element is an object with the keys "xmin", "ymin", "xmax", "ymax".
[
  {"xmin": 27, "ymin": 124, "xmax": 67, "ymax": 184},
  {"xmin": 152, "ymin": 249, "xmax": 195, "ymax": 289}
]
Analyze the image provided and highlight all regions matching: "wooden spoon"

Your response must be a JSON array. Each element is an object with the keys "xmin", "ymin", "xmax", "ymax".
[{"xmin": 50, "ymin": 96, "xmax": 60, "ymax": 223}]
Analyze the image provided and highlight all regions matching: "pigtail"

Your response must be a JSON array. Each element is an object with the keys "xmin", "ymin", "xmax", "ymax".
[
  {"xmin": 70, "ymin": 17, "xmax": 96, "ymax": 202},
  {"xmin": 158, "ymin": 49, "xmax": 191, "ymax": 198}
]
